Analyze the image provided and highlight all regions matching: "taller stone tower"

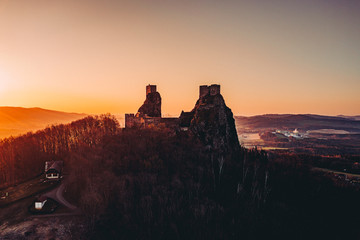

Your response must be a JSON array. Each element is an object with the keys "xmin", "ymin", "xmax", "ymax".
[{"xmin": 137, "ymin": 84, "xmax": 162, "ymax": 117}]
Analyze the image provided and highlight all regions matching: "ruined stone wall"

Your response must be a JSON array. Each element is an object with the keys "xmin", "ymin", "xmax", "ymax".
[
  {"xmin": 125, "ymin": 114, "xmax": 165, "ymax": 129},
  {"xmin": 126, "ymin": 84, "xmax": 222, "ymax": 129},
  {"xmin": 125, "ymin": 114, "xmax": 135, "ymax": 128},
  {"xmin": 160, "ymin": 117, "xmax": 179, "ymax": 129}
]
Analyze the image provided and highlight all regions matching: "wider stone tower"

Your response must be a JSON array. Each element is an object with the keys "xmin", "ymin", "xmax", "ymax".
[
  {"xmin": 199, "ymin": 84, "xmax": 220, "ymax": 98},
  {"xmin": 146, "ymin": 85, "xmax": 157, "ymax": 95}
]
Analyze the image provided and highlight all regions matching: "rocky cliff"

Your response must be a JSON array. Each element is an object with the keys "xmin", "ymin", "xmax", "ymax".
[
  {"xmin": 188, "ymin": 90, "xmax": 241, "ymax": 193},
  {"xmin": 137, "ymin": 92, "xmax": 162, "ymax": 117}
]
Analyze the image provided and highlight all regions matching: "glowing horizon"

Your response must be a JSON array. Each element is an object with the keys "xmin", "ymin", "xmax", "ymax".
[{"xmin": 0, "ymin": 0, "xmax": 359, "ymax": 116}]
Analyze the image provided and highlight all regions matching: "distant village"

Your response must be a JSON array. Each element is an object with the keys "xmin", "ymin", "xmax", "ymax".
[{"xmin": 273, "ymin": 129, "xmax": 305, "ymax": 139}]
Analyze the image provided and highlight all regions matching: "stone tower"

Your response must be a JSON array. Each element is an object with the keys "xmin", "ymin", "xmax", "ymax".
[
  {"xmin": 209, "ymin": 84, "xmax": 220, "ymax": 96},
  {"xmin": 146, "ymin": 85, "xmax": 157, "ymax": 95},
  {"xmin": 199, "ymin": 84, "xmax": 220, "ymax": 98}
]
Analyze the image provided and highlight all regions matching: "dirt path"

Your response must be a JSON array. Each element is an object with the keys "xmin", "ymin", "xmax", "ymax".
[
  {"xmin": 0, "ymin": 180, "xmax": 84, "ymax": 238},
  {"xmin": 28, "ymin": 211, "xmax": 82, "ymax": 219},
  {"xmin": 313, "ymin": 167, "xmax": 360, "ymax": 178},
  {"xmin": 0, "ymin": 176, "xmax": 58, "ymax": 208},
  {"xmin": 27, "ymin": 183, "xmax": 81, "ymax": 219},
  {"xmin": 43, "ymin": 183, "xmax": 78, "ymax": 210}
]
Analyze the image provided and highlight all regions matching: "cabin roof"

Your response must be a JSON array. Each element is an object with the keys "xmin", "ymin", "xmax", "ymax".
[{"xmin": 45, "ymin": 161, "xmax": 63, "ymax": 173}]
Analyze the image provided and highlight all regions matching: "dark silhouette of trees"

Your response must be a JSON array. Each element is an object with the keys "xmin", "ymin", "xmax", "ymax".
[
  {"xmin": 0, "ymin": 114, "xmax": 119, "ymax": 189},
  {"xmin": 61, "ymin": 127, "xmax": 273, "ymax": 239},
  {"xmin": 2, "ymin": 115, "xmax": 360, "ymax": 239}
]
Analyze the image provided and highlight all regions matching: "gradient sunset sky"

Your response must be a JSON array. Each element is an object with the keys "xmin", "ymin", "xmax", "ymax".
[{"xmin": 0, "ymin": 0, "xmax": 359, "ymax": 116}]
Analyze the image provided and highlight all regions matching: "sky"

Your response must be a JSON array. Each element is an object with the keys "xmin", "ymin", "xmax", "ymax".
[{"xmin": 0, "ymin": 0, "xmax": 359, "ymax": 116}]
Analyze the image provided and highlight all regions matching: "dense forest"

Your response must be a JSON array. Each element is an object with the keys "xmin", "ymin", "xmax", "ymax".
[
  {"xmin": 1, "ymin": 115, "xmax": 360, "ymax": 239},
  {"xmin": 0, "ymin": 114, "xmax": 118, "ymax": 189},
  {"xmin": 65, "ymin": 126, "xmax": 271, "ymax": 239},
  {"xmin": 64, "ymin": 128, "xmax": 360, "ymax": 239}
]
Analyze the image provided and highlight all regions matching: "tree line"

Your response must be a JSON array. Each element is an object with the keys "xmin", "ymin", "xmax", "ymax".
[{"xmin": 0, "ymin": 115, "xmax": 118, "ymax": 189}]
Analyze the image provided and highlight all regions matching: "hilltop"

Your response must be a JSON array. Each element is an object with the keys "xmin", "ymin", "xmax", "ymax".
[
  {"xmin": 1, "ymin": 89, "xmax": 360, "ymax": 239},
  {"xmin": 0, "ymin": 107, "xmax": 87, "ymax": 139}
]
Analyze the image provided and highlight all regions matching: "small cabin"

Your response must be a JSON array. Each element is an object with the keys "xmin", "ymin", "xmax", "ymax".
[
  {"xmin": 45, "ymin": 161, "xmax": 63, "ymax": 179},
  {"xmin": 35, "ymin": 196, "xmax": 47, "ymax": 210}
]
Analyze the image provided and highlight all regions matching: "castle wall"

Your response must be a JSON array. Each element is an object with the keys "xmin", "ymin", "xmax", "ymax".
[
  {"xmin": 125, "ymin": 113, "xmax": 164, "ymax": 129},
  {"xmin": 160, "ymin": 117, "xmax": 179, "ymax": 128},
  {"xmin": 125, "ymin": 114, "xmax": 135, "ymax": 128},
  {"xmin": 126, "ymin": 84, "xmax": 221, "ymax": 129},
  {"xmin": 143, "ymin": 117, "xmax": 161, "ymax": 127}
]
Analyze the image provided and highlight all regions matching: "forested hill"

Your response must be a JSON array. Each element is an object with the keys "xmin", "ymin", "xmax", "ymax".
[
  {"xmin": 0, "ymin": 115, "xmax": 119, "ymax": 189},
  {"xmin": 2, "ymin": 113, "xmax": 360, "ymax": 239},
  {"xmin": 0, "ymin": 107, "xmax": 87, "ymax": 139}
]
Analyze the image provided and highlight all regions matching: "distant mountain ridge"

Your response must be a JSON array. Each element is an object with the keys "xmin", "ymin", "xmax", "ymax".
[
  {"xmin": 337, "ymin": 115, "xmax": 360, "ymax": 121},
  {"xmin": 235, "ymin": 114, "xmax": 360, "ymax": 132},
  {"xmin": 0, "ymin": 107, "xmax": 87, "ymax": 139}
]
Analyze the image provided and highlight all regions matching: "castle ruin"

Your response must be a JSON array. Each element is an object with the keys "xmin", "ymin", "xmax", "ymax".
[
  {"xmin": 125, "ymin": 84, "xmax": 221, "ymax": 129},
  {"xmin": 199, "ymin": 84, "xmax": 220, "ymax": 98}
]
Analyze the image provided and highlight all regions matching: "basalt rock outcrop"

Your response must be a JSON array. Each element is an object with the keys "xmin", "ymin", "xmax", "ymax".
[
  {"xmin": 125, "ymin": 85, "xmax": 178, "ymax": 129},
  {"xmin": 125, "ymin": 84, "xmax": 241, "ymax": 195},
  {"xmin": 137, "ymin": 86, "xmax": 162, "ymax": 117},
  {"xmin": 190, "ymin": 90, "xmax": 240, "ymax": 154},
  {"xmin": 186, "ymin": 85, "xmax": 241, "ymax": 194}
]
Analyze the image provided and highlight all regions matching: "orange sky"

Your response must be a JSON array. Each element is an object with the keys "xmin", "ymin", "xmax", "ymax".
[{"xmin": 0, "ymin": 0, "xmax": 359, "ymax": 116}]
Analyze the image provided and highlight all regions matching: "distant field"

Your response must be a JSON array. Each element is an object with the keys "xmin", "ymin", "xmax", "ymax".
[
  {"xmin": 313, "ymin": 167, "xmax": 360, "ymax": 179},
  {"xmin": 235, "ymin": 114, "xmax": 360, "ymax": 154},
  {"xmin": 261, "ymin": 147, "xmax": 288, "ymax": 151},
  {"xmin": 307, "ymin": 129, "xmax": 358, "ymax": 134},
  {"xmin": 238, "ymin": 133, "xmax": 265, "ymax": 148}
]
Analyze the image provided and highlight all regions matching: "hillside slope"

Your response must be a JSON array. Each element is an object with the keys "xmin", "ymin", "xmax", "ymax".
[
  {"xmin": 0, "ymin": 107, "xmax": 87, "ymax": 139},
  {"xmin": 235, "ymin": 114, "xmax": 360, "ymax": 132}
]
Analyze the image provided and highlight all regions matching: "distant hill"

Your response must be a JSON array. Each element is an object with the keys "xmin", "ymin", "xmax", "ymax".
[
  {"xmin": 337, "ymin": 115, "xmax": 360, "ymax": 121},
  {"xmin": 0, "ymin": 107, "xmax": 87, "ymax": 139},
  {"xmin": 235, "ymin": 114, "xmax": 360, "ymax": 132}
]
